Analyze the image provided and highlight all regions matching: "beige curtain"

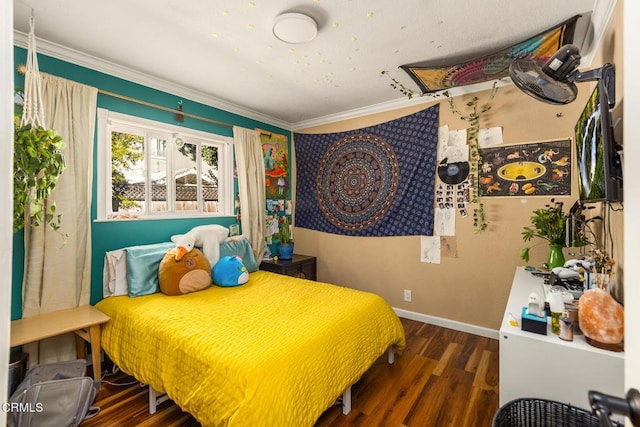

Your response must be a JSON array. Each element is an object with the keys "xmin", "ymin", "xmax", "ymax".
[
  {"xmin": 22, "ymin": 74, "xmax": 97, "ymax": 364},
  {"xmin": 233, "ymin": 126, "xmax": 266, "ymax": 261}
]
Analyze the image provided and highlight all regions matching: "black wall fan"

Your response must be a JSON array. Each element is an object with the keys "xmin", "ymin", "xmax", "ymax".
[{"xmin": 509, "ymin": 44, "xmax": 615, "ymax": 107}]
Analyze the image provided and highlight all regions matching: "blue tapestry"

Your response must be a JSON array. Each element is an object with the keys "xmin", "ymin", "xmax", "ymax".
[{"xmin": 294, "ymin": 105, "xmax": 439, "ymax": 236}]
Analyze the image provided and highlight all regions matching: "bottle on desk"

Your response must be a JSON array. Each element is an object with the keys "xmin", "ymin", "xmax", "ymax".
[
  {"xmin": 559, "ymin": 311, "xmax": 574, "ymax": 341},
  {"xmin": 548, "ymin": 288, "xmax": 565, "ymax": 335}
]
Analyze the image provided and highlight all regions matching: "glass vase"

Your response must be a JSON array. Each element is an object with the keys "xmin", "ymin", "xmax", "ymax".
[
  {"xmin": 589, "ymin": 272, "xmax": 611, "ymax": 291},
  {"xmin": 547, "ymin": 243, "xmax": 565, "ymax": 269}
]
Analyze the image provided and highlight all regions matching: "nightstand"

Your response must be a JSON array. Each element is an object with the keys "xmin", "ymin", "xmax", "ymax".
[{"xmin": 260, "ymin": 254, "xmax": 317, "ymax": 281}]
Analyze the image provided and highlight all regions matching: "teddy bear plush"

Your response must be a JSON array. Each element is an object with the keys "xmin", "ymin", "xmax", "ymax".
[
  {"xmin": 171, "ymin": 224, "xmax": 229, "ymax": 267},
  {"xmin": 159, "ymin": 247, "xmax": 212, "ymax": 296}
]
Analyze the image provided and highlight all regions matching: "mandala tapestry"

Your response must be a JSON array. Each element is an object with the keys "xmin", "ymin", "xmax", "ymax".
[{"xmin": 294, "ymin": 105, "xmax": 439, "ymax": 236}]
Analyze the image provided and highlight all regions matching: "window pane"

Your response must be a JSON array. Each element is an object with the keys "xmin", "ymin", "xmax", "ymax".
[
  {"xmin": 151, "ymin": 138, "xmax": 167, "ymax": 157},
  {"xmin": 99, "ymin": 108, "xmax": 232, "ymax": 220},
  {"xmin": 111, "ymin": 131, "xmax": 145, "ymax": 217},
  {"xmin": 150, "ymin": 137, "xmax": 168, "ymax": 212},
  {"xmin": 201, "ymin": 145, "xmax": 219, "ymax": 213},
  {"xmin": 175, "ymin": 142, "xmax": 199, "ymax": 212}
]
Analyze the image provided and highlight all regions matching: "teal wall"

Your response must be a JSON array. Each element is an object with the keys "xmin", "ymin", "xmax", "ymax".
[{"xmin": 12, "ymin": 46, "xmax": 291, "ymax": 320}]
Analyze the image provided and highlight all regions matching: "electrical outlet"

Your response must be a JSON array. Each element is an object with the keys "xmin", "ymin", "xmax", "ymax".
[{"xmin": 403, "ymin": 289, "xmax": 412, "ymax": 302}]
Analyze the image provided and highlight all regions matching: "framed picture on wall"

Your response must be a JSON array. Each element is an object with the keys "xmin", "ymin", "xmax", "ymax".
[{"xmin": 478, "ymin": 139, "xmax": 572, "ymax": 197}]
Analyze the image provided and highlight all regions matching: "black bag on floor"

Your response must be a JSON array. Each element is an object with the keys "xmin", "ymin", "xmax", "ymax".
[{"xmin": 7, "ymin": 359, "xmax": 100, "ymax": 427}]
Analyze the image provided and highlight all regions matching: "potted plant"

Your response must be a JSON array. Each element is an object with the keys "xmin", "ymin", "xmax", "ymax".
[
  {"xmin": 520, "ymin": 199, "xmax": 590, "ymax": 269},
  {"xmin": 277, "ymin": 216, "xmax": 294, "ymax": 260},
  {"xmin": 13, "ymin": 113, "xmax": 66, "ymax": 233},
  {"xmin": 14, "ymin": 21, "xmax": 67, "ymax": 234}
]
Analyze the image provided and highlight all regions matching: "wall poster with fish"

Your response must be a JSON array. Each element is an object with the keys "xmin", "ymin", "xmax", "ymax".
[{"xmin": 478, "ymin": 139, "xmax": 572, "ymax": 197}]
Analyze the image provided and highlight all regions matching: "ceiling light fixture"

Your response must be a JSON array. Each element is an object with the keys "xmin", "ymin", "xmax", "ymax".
[{"xmin": 273, "ymin": 12, "xmax": 317, "ymax": 44}]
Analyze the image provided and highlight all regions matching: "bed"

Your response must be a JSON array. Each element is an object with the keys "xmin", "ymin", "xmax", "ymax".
[{"xmin": 95, "ymin": 269, "xmax": 405, "ymax": 426}]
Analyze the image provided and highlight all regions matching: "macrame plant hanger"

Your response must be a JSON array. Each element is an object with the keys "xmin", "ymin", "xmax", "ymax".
[
  {"xmin": 21, "ymin": 12, "xmax": 46, "ymax": 129},
  {"xmin": 14, "ymin": 12, "xmax": 66, "ymax": 234}
]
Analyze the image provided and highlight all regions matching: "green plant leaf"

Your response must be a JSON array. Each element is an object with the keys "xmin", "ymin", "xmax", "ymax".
[
  {"xmin": 13, "ymin": 118, "xmax": 66, "ymax": 233},
  {"xmin": 278, "ymin": 216, "xmax": 293, "ymax": 244}
]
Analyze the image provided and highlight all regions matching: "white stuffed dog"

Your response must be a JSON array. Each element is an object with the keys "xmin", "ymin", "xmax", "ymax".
[{"xmin": 171, "ymin": 224, "xmax": 229, "ymax": 267}]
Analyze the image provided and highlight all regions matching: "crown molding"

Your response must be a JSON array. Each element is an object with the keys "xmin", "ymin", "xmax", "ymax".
[
  {"xmin": 13, "ymin": 30, "xmax": 292, "ymax": 131},
  {"xmin": 290, "ymin": 79, "xmax": 513, "ymax": 130}
]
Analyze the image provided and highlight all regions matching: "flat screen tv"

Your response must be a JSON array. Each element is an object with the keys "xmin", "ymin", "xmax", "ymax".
[{"xmin": 574, "ymin": 81, "xmax": 623, "ymax": 202}]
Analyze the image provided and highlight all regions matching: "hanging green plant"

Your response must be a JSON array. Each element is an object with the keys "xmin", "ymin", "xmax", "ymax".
[
  {"xmin": 380, "ymin": 70, "xmax": 422, "ymax": 99},
  {"xmin": 380, "ymin": 70, "xmax": 450, "ymax": 101},
  {"xmin": 444, "ymin": 84, "xmax": 498, "ymax": 143},
  {"xmin": 443, "ymin": 83, "xmax": 499, "ymax": 233},
  {"xmin": 13, "ymin": 115, "xmax": 66, "ymax": 233},
  {"xmin": 14, "ymin": 16, "xmax": 67, "ymax": 234},
  {"xmin": 472, "ymin": 203, "xmax": 488, "ymax": 233}
]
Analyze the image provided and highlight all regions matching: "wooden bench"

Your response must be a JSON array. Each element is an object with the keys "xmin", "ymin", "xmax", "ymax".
[{"xmin": 10, "ymin": 305, "xmax": 110, "ymax": 381}]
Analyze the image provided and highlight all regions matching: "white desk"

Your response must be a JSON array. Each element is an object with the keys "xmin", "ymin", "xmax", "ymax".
[{"xmin": 499, "ymin": 267, "xmax": 624, "ymax": 415}]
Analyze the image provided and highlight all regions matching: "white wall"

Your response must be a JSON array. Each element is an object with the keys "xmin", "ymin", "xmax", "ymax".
[
  {"xmin": 1, "ymin": 0, "xmax": 14, "ymax": 422},
  {"xmin": 624, "ymin": 0, "xmax": 640, "ymax": 415}
]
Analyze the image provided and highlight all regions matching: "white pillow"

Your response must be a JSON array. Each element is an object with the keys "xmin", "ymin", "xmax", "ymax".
[{"xmin": 103, "ymin": 249, "xmax": 128, "ymax": 297}]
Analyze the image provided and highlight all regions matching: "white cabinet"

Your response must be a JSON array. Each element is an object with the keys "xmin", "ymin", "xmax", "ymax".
[{"xmin": 499, "ymin": 267, "xmax": 624, "ymax": 415}]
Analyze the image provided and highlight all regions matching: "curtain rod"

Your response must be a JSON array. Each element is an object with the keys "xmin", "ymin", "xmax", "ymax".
[
  {"xmin": 97, "ymin": 88, "xmax": 233, "ymax": 129},
  {"xmin": 17, "ymin": 66, "xmax": 274, "ymax": 135},
  {"xmin": 96, "ymin": 89, "xmax": 274, "ymax": 136}
]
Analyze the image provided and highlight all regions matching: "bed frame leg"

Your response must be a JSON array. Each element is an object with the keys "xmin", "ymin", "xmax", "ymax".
[
  {"xmin": 337, "ymin": 348, "xmax": 394, "ymax": 416},
  {"xmin": 149, "ymin": 386, "xmax": 157, "ymax": 414},
  {"xmin": 148, "ymin": 386, "xmax": 169, "ymax": 414},
  {"xmin": 342, "ymin": 386, "xmax": 352, "ymax": 415}
]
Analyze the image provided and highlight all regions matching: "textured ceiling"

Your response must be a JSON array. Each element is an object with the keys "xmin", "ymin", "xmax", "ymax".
[{"xmin": 13, "ymin": 0, "xmax": 611, "ymax": 128}]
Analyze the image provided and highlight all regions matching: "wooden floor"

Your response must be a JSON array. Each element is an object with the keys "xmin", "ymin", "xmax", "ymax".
[{"xmin": 83, "ymin": 318, "xmax": 499, "ymax": 426}]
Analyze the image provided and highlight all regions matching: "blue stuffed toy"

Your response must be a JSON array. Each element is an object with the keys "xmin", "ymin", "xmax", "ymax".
[{"xmin": 212, "ymin": 255, "xmax": 249, "ymax": 287}]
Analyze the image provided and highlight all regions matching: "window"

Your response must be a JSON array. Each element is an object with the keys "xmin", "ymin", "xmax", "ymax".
[{"xmin": 97, "ymin": 109, "xmax": 234, "ymax": 220}]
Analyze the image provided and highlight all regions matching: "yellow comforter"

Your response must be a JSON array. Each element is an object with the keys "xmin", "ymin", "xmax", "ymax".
[{"xmin": 96, "ymin": 270, "xmax": 405, "ymax": 426}]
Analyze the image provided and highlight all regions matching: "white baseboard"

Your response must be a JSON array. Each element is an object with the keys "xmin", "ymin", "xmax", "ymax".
[{"xmin": 393, "ymin": 307, "xmax": 499, "ymax": 340}]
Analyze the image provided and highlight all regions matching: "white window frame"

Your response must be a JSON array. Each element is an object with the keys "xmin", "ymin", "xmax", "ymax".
[{"xmin": 96, "ymin": 108, "xmax": 234, "ymax": 221}]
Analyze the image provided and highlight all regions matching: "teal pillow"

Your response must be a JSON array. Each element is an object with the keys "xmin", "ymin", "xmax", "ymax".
[
  {"xmin": 126, "ymin": 242, "xmax": 176, "ymax": 297},
  {"xmin": 219, "ymin": 239, "xmax": 258, "ymax": 272}
]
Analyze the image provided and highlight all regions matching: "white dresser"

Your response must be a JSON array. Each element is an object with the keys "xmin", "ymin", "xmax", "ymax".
[{"xmin": 499, "ymin": 267, "xmax": 624, "ymax": 415}]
